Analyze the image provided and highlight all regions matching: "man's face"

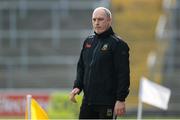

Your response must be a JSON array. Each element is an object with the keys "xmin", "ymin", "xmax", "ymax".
[{"xmin": 92, "ymin": 9, "xmax": 111, "ymax": 34}]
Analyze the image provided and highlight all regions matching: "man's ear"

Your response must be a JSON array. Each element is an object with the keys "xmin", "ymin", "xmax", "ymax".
[{"xmin": 108, "ymin": 18, "xmax": 112, "ymax": 26}]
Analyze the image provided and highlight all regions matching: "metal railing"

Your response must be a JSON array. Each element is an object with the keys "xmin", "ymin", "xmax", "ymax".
[
  {"xmin": 0, "ymin": 0, "xmax": 109, "ymax": 48},
  {"xmin": 0, "ymin": 0, "xmax": 110, "ymax": 88}
]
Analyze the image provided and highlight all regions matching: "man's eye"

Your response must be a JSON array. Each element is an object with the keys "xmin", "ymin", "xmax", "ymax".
[{"xmin": 99, "ymin": 18, "xmax": 104, "ymax": 21}]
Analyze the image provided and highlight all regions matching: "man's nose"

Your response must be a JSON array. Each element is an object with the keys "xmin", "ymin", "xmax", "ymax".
[{"xmin": 95, "ymin": 21, "xmax": 99, "ymax": 25}]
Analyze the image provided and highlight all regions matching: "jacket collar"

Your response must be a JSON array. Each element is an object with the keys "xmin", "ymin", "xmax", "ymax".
[{"xmin": 94, "ymin": 27, "xmax": 114, "ymax": 39}]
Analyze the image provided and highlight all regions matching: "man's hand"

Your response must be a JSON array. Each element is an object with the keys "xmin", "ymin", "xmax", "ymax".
[
  {"xmin": 114, "ymin": 101, "xmax": 126, "ymax": 116},
  {"xmin": 69, "ymin": 88, "xmax": 80, "ymax": 103}
]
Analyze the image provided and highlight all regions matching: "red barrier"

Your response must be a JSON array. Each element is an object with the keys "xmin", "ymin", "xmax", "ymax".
[{"xmin": 0, "ymin": 92, "xmax": 50, "ymax": 116}]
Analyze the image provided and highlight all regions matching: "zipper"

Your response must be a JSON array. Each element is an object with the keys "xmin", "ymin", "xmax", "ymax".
[
  {"xmin": 90, "ymin": 39, "xmax": 101, "ymax": 66},
  {"xmin": 87, "ymin": 39, "xmax": 101, "ymax": 103},
  {"xmin": 87, "ymin": 40, "xmax": 101, "ymax": 105}
]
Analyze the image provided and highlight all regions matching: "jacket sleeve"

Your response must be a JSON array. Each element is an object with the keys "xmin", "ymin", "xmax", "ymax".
[
  {"xmin": 113, "ymin": 41, "xmax": 130, "ymax": 101},
  {"xmin": 73, "ymin": 42, "xmax": 85, "ymax": 93}
]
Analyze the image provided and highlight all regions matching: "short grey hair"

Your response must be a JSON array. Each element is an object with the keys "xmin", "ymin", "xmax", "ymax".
[{"xmin": 93, "ymin": 7, "xmax": 112, "ymax": 19}]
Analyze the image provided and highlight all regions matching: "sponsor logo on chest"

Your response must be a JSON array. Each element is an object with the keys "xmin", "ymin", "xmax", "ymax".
[{"xmin": 101, "ymin": 44, "xmax": 108, "ymax": 51}]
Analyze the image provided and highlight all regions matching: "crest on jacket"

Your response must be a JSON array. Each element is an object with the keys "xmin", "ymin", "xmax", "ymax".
[
  {"xmin": 106, "ymin": 108, "xmax": 113, "ymax": 116},
  {"xmin": 101, "ymin": 44, "xmax": 108, "ymax": 51}
]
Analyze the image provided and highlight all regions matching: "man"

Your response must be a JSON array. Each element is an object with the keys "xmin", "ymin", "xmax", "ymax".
[{"xmin": 69, "ymin": 7, "xmax": 130, "ymax": 119}]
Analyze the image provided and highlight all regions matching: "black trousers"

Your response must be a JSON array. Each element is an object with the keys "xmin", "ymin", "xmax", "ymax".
[{"xmin": 79, "ymin": 102, "xmax": 116, "ymax": 119}]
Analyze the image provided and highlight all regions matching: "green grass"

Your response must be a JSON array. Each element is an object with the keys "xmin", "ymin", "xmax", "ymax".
[{"xmin": 48, "ymin": 91, "xmax": 83, "ymax": 119}]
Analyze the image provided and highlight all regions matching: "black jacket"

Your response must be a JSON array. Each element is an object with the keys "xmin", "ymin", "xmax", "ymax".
[{"xmin": 73, "ymin": 27, "xmax": 130, "ymax": 105}]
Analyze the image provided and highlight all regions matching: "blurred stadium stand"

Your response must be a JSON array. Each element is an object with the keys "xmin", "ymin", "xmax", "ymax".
[
  {"xmin": 0, "ymin": 0, "xmax": 179, "ymax": 118},
  {"xmin": 0, "ymin": 0, "xmax": 110, "ymax": 88},
  {"xmin": 155, "ymin": 0, "xmax": 180, "ymax": 116}
]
